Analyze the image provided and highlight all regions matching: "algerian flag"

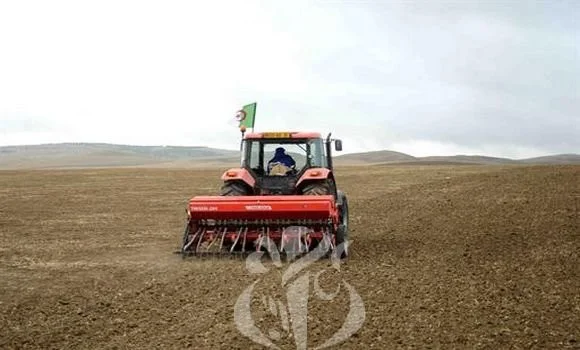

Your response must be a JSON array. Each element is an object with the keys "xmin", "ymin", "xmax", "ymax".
[{"xmin": 235, "ymin": 102, "xmax": 257, "ymax": 129}]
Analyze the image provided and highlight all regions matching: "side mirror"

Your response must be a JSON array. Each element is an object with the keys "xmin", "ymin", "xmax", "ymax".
[{"xmin": 335, "ymin": 139, "xmax": 343, "ymax": 151}]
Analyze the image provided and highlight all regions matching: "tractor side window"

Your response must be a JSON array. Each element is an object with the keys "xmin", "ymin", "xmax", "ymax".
[
  {"xmin": 309, "ymin": 139, "xmax": 326, "ymax": 168},
  {"xmin": 248, "ymin": 141, "xmax": 261, "ymax": 170}
]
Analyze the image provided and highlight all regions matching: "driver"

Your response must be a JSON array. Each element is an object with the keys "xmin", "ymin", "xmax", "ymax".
[{"xmin": 268, "ymin": 147, "xmax": 296, "ymax": 174}]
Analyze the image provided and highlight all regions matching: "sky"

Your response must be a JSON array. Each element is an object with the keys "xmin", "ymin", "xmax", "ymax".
[{"xmin": 0, "ymin": 0, "xmax": 578, "ymax": 158}]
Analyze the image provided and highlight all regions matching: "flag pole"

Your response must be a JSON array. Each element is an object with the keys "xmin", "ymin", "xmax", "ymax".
[
  {"xmin": 252, "ymin": 102, "xmax": 257, "ymax": 132},
  {"xmin": 239, "ymin": 125, "xmax": 246, "ymax": 151}
]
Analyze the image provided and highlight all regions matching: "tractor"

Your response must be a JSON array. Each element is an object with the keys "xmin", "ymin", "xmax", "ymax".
[{"xmin": 180, "ymin": 131, "xmax": 349, "ymax": 260}]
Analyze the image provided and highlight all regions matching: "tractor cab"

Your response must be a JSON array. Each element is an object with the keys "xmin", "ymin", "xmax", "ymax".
[{"xmin": 232, "ymin": 131, "xmax": 342, "ymax": 195}]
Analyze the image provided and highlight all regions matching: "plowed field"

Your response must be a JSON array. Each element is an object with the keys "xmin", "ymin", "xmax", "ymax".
[{"xmin": 1, "ymin": 165, "xmax": 578, "ymax": 349}]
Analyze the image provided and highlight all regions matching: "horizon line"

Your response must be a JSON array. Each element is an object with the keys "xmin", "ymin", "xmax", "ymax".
[{"xmin": 1, "ymin": 141, "xmax": 578, "ymax": 161}]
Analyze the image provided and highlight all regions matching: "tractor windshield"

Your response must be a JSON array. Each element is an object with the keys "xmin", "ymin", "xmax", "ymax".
[{"xmin": 243, "ymin": 138, "xmax": 326, "ymax": 175}]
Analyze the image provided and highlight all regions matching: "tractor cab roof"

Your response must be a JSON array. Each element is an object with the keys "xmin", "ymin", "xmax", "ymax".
[{"xmin": 244, "ymin": 131, "xmax": 322, "ymax": 140}]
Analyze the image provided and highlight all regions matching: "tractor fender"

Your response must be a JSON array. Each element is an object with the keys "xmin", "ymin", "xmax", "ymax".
[
  {"xmin": 296, "ymin": 168, "xmax": 331, "ymax": 188},
  {"xmin": 220, "ymin": 168, "xmax": 256, "ymax": 188}
]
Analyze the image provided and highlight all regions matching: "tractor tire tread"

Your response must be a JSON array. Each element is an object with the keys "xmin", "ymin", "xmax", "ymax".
[
  {"xmin": 221, "ymin": 181, "xmax": 249, "ymax": 196},
  {"xmin": 302, "ymin": 181, "xmax": 331, "ymax": 195}
]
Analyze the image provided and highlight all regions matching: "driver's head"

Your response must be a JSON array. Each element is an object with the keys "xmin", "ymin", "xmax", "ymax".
[{"xmin": 275, "ymin": 147, "xmax": 286, "ymax": 155}]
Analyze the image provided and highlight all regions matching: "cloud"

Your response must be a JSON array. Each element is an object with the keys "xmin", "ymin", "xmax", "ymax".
[{"xmin": 0, "ymin": 0, "xmax": 578, "ymax": 158}]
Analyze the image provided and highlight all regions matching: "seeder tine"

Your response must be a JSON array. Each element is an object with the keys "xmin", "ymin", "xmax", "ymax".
[
  {"xmin": 205, "ymin": 232, "xmax": 217, "ymax": 250},
  {"xmin": 195, "ymin": 227, "xmax": 206, "ymax": 253},
  {"xmin": 242, "ymin": 227, "xmax": 248, "ymax": 254},
  {"xmin": 199, "ymin": 227, "xmax": 225, "ymax": 256},
  {"xmin": 230, "ymin": 227, "xmax": 243, "ymax": 253},
  {"xmin": 266, "ymin": 227, "xmax": 275, "ymax": 257},
  {"xmin": 219, "ymin": 227, "xmax": 227, "ymax": 252},
  {"xmin": 279, "ymin": 226, "xmax": 287, "ymax": 253},
  {"xmin": 255, "ymin": 234, "xmax": 261, "ymax": 252},
  {"xmin": 182, "ymin": 227, "xmax": 201, "ymax": 253}
]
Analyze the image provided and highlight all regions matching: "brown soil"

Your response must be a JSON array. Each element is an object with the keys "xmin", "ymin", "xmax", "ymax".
[{"xmin": 1, "ymin": 165, "xmax": 578, "ymax": 349}]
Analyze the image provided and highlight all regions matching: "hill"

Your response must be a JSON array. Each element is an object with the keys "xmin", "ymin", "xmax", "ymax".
[
  {"xmin": 519, "ymin": 154, "xmax": 580, "ymax": 164},
  {"xmin": 334, "ymin": 150, "xmax": 417, "ymax": 164},
  {"xmin": 0, "ymin": 143, "xmax": 578, "ymax": 169},
  {"xmin": 0, "ymin": 143, "xmax": 239, "ymax": 169},
  {"xmin": 417, "ymin": 155, "xmax": 517, "ymax": 165}
]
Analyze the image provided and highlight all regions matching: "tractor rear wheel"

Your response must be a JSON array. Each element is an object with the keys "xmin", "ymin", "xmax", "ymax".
[
  {"xmin": 221, "ymin": 181, "xmax": 249, "ymax": 196},
  {"xmin": 336, "ymin": 194, "xmax": 349, "ymax": 259},
  {"xmin": 302, "ymin": 181, "xmax": 331, "ymax": 195}
]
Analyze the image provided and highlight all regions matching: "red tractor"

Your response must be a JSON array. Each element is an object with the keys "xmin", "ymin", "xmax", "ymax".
[{"xmin": 181, "ymin": 131, "xmax": 349, "ymax": 260}]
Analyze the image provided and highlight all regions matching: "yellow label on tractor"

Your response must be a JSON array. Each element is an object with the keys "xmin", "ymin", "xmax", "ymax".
[{"xmin": 262, "ymin": 132, "xmax": 291, "ymax": 138}]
